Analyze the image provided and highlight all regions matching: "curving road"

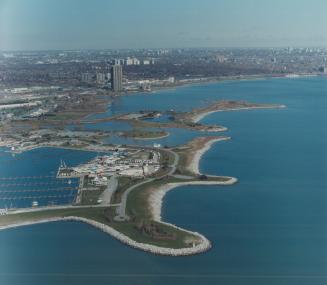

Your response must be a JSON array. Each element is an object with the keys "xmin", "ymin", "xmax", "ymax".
[{"xmin": 114, "ymin": 148, "xmax": 179, "ymax": 221}]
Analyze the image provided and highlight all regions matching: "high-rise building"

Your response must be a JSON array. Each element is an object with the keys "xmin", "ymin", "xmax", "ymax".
[{"xmin": 111, "ymin": 65, "xmax": 123, "ymax": 92}]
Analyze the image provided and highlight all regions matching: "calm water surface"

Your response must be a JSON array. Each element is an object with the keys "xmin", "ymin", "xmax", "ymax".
[{"xmin": 0, "ymin": 77, "xmax": 326, "ymax": 284}]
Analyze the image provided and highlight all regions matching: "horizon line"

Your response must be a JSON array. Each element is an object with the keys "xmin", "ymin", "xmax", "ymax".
[{"xmin": 2, "ymin": 46, "xmax": 327, "ymax": 53}]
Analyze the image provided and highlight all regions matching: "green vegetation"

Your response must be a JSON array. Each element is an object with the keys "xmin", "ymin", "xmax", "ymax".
[
  {"xmin": 80, "ymin": 188, "xmax": 105, "ymax": 205},
  {"xmin": 120, "ymin": 129, "xmax": 169, "ymax": 139},
  {"xmin": 0, "ymin": 205, "xmax": 197, "ymax": 249},
  {"xmin": 111, "ymin": 177, "xmax": 143, "ymax": 204},
  {"xmin": 0, "ymin": 139, "xmax": 234, "ymax": 250}
]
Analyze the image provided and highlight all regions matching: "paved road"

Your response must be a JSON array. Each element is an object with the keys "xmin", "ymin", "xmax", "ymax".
[
  {"xmin": 114, "ymin": 148, "xmax": 179, "ymax": 221},
  {"xmin": 99, "ymin": 175, "xmax": 118, "ymax": 206},
  {"xmin": 114, "ymin": 177, "xmax": 156, "ymax": 221},
  {"xmin": 5, "ymin": 202, "xmax": 121, "ymax": 216},
  {"xmin": 5, "ymin": 148, "xmax": 179, "ymax": 221},
  {"xmin": 166, "ymin": 149, "xmax": 179, "ymax": 175}
]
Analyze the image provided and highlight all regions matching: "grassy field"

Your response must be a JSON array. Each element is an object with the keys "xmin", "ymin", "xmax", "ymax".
[
  {"xmin": 121, "ymin": 129, "xmax": 169, "ymax": 139},
  {"xmin": 0, "ymin": 205, "xmax": 198, "ymax": 249},
  {"xmin": 111, "ymin": 177, "xmax": 143, "ymax": 204},
  {"xmin": 0, "ymin": 139, "xmax": 233, "ymax": 250}
]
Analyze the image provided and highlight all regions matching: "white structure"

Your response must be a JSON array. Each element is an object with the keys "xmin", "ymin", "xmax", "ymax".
[
  {"xmin": 167, "ymin": 77, "xmax": 175, "ymax": 84},
  {"xmin": 0, "ymin": 209, "xmax": 8, "ymax": 216},
  {"xmin": 96, "ymin": 73, "xmax": 107, "ymax": 84},
  {"xmin": 124, "ymin": 57, "xmax": 140, "ymax": 66},
  {"xmin": 82, "ymin": 73, "xmax": 93, "ymax": 82}
]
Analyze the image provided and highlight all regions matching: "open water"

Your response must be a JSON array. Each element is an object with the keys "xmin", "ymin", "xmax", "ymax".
[{"xmin": 0, "ymin": 77, "xmax": 326, "ymax": 284}]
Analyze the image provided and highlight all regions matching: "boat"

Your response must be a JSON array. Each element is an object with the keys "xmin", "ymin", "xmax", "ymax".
[{"xmin": 32, "ymin": 201, "xmax": 39, "ymax": 207}]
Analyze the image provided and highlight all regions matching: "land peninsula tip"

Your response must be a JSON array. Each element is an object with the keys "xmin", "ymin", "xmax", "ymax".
[{"xmin": 0, "ymin": 99, "xmax": 285, "ymax": 256}]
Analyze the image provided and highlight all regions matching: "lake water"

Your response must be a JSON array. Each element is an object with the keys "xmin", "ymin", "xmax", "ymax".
[
  {"xmin": 0, "ymin": 148, "xmax": 98, "ymax": 208},
  {"xmin": 0, "ymin": 77, "xmax": 326, "ymax": 284}
]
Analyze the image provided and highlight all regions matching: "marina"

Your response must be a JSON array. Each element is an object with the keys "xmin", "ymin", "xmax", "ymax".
[{"xmin": 0, "ymin": 147, "xmax": 97, "ymax": 209}]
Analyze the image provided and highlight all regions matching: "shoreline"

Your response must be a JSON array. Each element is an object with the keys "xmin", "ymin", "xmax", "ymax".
[
  {"xmin": 149, "ymin": 136, "xmax": 237, "ymax": 222},
  {"xmin": 0, "ymin": 216, "xmax": 212, "ymax": 256},
  {"xmin": 0, "ymin": 136, "xmax": 236, "ymax": 256},
  {"xmin": 149, "ymin": 178, "xmax": 237, "ymax": 222},
  {"xmin": 120, "ymin": 132, "xmax": 170, "ymax": 141},
  {"xmin": 122, "ymin": 73, "xmax": 320, "ymax": 98},
  {"xmin": 187, "ymin": 137, "xmax": 231, "ymax": 174},
  {"xmin": 192, "ymin": 104, "xmax": 287, "ymax": 123},
  {"xmin": 1, "ymin": 141, "xmax": 116, "ymax": 155}
]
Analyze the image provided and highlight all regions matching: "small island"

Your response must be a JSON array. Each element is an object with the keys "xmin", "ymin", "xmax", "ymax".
[
  {"xmin": 119, "ymin": 129, "xmax": 169, "ymax": 140},
  {"xmin": 82, "ymin": 100, "xmax": 285, "ymax": 133}
]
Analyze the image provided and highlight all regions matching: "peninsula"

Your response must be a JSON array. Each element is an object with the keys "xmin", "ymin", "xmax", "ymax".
[
  {"xmin": 0, "ymin": 99, "xmax": 285, "ymax": 256},
  {"xmin": 0, "ymin": 136, "xmax": 236, "ymax": 256}
]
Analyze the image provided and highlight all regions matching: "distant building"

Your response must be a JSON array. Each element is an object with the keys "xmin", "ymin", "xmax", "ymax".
[
  {"xmin": 81, "ymin": 72, "xmax": 93, "ymax": 83},
  {"xmin": 111, "ymin": 65, "xmax": 123, "ymax": 92},
  {"xmin": 132, "ymin": 58, "xmax": 140, "ymax": 65},
  {"xmin": 112, "ymin": 59, "xmax": 124, "ymax": 65},
  {"xmin": 0, "ymin": 208, "xmax": 8, "ymax": 216},
  {"xmin": 167, "ymin": 77, "xmax": 175, "ymax": 84},
  {"xmin": 215, "ymin": 55, "xmax": 227, "ymax": 63},
  {"xmin": 96, "ymin": 73, "xmax": 106, "ymax": 85},
  {"xmin": 125, "ymin": 57, "xmax": 134, "ymax": 66}
]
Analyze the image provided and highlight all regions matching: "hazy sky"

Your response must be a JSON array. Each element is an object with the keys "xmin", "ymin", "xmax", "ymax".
[{"xmin": 0, "ymin": 0, "xmax": 326, "ymax": 50}]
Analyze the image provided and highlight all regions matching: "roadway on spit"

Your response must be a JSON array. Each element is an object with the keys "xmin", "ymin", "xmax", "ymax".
[
  {"xmin": 4, "ymin": 149, "xmax": 179, "ymax": 219},
  {"xmin": 114, "ymin": 149, "xmax": 179, "ymax": 221},
  {"xmin": 99, "ymin": 175, "xmax": 118, "ymax": 206}
]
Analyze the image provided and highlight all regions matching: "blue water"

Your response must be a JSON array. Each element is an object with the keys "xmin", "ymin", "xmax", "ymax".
[
  {"xmin": 103, "ymin": 127, "xmax": 208, "ymax": 147},
  {"xmin": 67, "ymin": 120, "xmax": 133, "ymax": 132},
  {"xmin": 0, "ymin": 77, "xmax": 326, "ymax": 284},
  {"xmin": 0, "ymin": 148, "xmax": 98, "ymax": 208}
]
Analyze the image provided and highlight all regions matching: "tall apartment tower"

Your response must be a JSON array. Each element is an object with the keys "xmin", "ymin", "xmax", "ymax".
[{"xmin": 111, "ymin": 65, "xmax": 123, "ymax": 92}]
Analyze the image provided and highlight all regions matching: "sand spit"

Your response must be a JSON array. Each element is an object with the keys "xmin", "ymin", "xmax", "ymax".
[
  {"xmin": 187, "ymin": 137, "xmax": 231, "ymax": 175},
  {"xmin": 192, "ymin": 104, "xmax": 287, "ymax": 123},
  {"xmin": 149, "ymin": 178, "xmax": 237, "ymax": 222}
]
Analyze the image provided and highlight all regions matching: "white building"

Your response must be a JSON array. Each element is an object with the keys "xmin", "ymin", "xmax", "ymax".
[
  {"xmin": 0, "ymin": 209, "xmax": 8, "ymax": 215},
  {"xmin": 81, "ymin": 73, "xmax": 93, "ymax": 82},
  {"xmin": 96, "ymin": 73, "xmax": 107, "ymax": 84},
  {"xmin": 167, "ymin": 77, "xmax": 175, "ymax": 84},
  {"xmin": 124, "ymin": 57, "xmax": 140, "ymax": 66}
]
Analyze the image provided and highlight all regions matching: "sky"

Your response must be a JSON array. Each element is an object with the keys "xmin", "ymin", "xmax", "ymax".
[{"xmin": 0, "ymin": 0, "xmax": 326, "ymax": 51}]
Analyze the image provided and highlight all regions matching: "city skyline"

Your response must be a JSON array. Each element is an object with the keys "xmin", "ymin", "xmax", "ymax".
[{"xmin": 1, "ymin": 0, "xmax": 327, "ymax": 51}]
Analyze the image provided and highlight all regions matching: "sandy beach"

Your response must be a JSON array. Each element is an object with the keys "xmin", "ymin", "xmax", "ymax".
[
  {"xmin": 192, "ymin": 104, "xmax": 287, "ymax": 123},
  {"xmin": 148, "ymin": 135, "xmax": 237, "ymax": 227},
  {"xmin": 187, "ymin": 137, "xmax": 231, "ymax": 174},
  {"xmin": 149, "ymin": 178, "xmax": 237, "ymax": 222}
]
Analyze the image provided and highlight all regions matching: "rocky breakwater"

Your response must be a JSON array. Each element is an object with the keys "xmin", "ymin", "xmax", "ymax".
[{"xmin": 0, "ymin": 216, "xmax": 211, "ymax": 256}]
